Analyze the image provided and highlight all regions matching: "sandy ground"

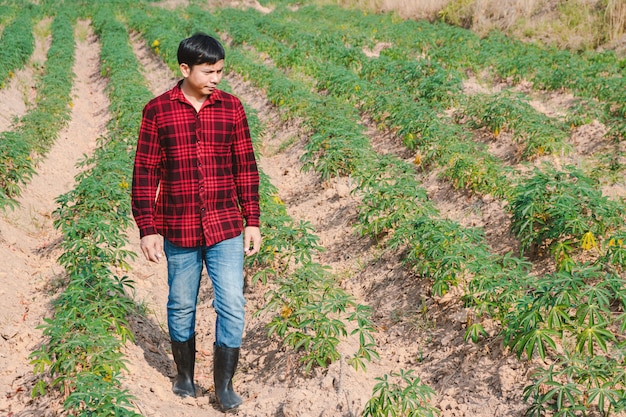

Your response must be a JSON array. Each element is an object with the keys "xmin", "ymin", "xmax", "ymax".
[{"xmin": 1, "ymin": 10, "xmax": 624, "ymax": 417}]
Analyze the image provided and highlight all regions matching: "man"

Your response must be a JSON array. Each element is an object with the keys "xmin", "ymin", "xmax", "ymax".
[{"xmin": 131, "ymin": 32, "xmax": 261, "ymax": 412}]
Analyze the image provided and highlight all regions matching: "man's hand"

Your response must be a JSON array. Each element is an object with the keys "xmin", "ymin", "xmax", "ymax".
[
  {"xmin": 140, "ymin": 234, "xmax": 164, "ymax": 263},
  {"xmin": 244, "ymin": 226, "xmax": 261, "ymax": 256}
]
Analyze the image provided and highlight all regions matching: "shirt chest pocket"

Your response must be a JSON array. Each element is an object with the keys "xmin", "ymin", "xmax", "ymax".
[
  {"xmin": 199, "ymin": 120, "xmax": 235, "ymax": 155},
  {"xmin": 159, "ymin": 124, "xmax": 198, "ymax": 168}
]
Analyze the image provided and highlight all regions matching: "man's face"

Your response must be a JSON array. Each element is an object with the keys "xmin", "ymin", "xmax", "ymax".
[{"xmin": 181, "ymin": 60, "xmax": 224, "ymax": 97}]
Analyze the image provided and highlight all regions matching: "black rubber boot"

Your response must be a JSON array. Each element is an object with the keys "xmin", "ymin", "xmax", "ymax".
[
  {"xmin": 171, "ymin": 335, "xmax": 196, "ymax": 398},
  {"xmin": 214, "ymin": 346, "xmax": 242, "ymax": 411}
]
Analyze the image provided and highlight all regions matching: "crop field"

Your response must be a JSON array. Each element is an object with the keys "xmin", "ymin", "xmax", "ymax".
[{"xmin": 0, "ymin": 0, "xmax": 625, "ymax": 416}]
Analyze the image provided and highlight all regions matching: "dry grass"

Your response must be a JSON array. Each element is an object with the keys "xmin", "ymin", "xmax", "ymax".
[
  {"xmin": 328, "ymin": 0, "xmax": 626, "ymax": 52},
  {"xmin": 606, "ymin": 0, "xmax": 626, "ymax": 42},
  {"xmin": 371, "ymin": 0, "xmax": 444, "ymax": 19},
  {"xmin": 332, "ymin": 0, "xmax": 445, "ymax": 19}
]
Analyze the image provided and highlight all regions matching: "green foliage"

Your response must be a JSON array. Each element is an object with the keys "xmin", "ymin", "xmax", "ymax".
[
  {"xmin": 439, "ymin": 141, "xmax": 510, "ymax": 198},
  {"xmin": 509, "ymin": 164, "xmax": 624, "ymax": 265},
  {"xmin": 0, "ymin": 6, "xmax": 34, "ymax": 88},
  {"xmin": 252, "ymin": 175, "xmax": 324, "ymax": 284},
  {"xmin": 460, "ymin": 92, "xmax": 572, "ymax": 159},
  {"xmin": 497, "ymin": 263, "xmax": 626, "ymax": 415},
  {"xmin": 259, "ymin": 263, "xmax": 378, "ymax": 372},
  {"xmin": 63, "ymin": 372, "xmax": 139, "ymax": 417},
  {"xmin": 602, "ymin": 230, "xmax": 626, "ymax": 270},
  {"xmin": 355, "ymin": 156, "xmax": 437, "ymax": 237},
  {"xmin": 501, "ymin": 264, "xmax": 626, "ymax": 357},
  {"xmin": 362, "ymin": 369, "xmax": 439, "ymax": 417},
  {"xmin": 524, "ymin": 354, "xmax": 626, "ymax": 417},
  {"xmin": 0, "ymin": 10, "xmax": 74, "ymax": 208},
  {"xmin": 395, "ymin": 217, "xmax": 489, "ymax": 297}
]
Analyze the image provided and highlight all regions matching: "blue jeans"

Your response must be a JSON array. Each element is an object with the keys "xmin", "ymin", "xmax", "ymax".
[{"xmin": 164, "ymin": 234, "xmax": 245, "ymax": 347}]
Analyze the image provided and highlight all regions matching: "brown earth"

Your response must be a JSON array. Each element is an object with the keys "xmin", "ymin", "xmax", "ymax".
[{"xmin": 1, "ymin": 6, "xmax": 625, "ymax": 417}]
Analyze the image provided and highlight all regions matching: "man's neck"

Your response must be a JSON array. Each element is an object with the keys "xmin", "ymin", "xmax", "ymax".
[{"xmin": 181, "ymin": 81, "xmax": 207, "ymax": 109}]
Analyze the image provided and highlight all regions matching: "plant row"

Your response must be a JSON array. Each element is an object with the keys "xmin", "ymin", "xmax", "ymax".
[
  {"xmin": 217, "ymin": 6, "xmax": 626, "ymax": 279},
  {"xmin": 205, "ymin": 5, "xmax": 626, "ymax": 415},
  {"xmin": 0, "ymin": 8, "xmax": 75, "ymax": 209},
  {"xmin": 284, "ymin": 4, "xmax": 625, "ymax": 142},
  {"xmin": 0, "ymin": 3, "xmax": 34, "ymax": 88},
  {"xmin": 29, "ymin": 6, "xmax": 149, "ymax": 416},
  {"xmin": 259, "ymin": 4, "xmax": 625, "ymax": 181}
]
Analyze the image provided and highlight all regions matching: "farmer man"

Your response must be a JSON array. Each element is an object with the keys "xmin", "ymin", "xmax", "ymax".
[{"xmin": 131, "ymin": 32, "xmax": 261, "ymax": 412}]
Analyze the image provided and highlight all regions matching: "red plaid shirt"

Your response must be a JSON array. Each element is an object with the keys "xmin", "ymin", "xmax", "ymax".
[{"xmin": 132, "ymin": 82, "xmax": 260, "ymax": 248}]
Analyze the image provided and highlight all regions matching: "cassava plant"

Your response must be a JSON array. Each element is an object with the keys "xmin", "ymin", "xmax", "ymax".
[
  {"xmin": 0, "ymin": 5, "xmax": 34, "ymax": 88},
  {"xmin": 362, "ymin": 369, "xmax": 439, "ymax": 417},
  {"xmin": 509, "ymin": 164, "xmax": 624, "ymax": 269},
  {"xmin": 0, "ymin": 10, "xmax": 74, "ymax": 209}
]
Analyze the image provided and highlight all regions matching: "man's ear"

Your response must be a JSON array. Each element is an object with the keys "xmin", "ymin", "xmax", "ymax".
[{"xmin": 180, "ymin": 63, "xmax": 190, "ymax": 78}]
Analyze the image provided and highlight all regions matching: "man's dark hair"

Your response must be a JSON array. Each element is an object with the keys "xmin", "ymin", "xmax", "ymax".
[{"xmin": 177, "ymin": 32, "xmax": 225, "ymax": 67}]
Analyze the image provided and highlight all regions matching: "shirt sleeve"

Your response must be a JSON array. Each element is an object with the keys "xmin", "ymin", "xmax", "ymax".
[
  {"xmin": 231, "ymin": 100, "xmax": 261, "ymax": 228},
  {"xmin": 132, "ymin": 102, "xmax": 161, "ymax": 237}
]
